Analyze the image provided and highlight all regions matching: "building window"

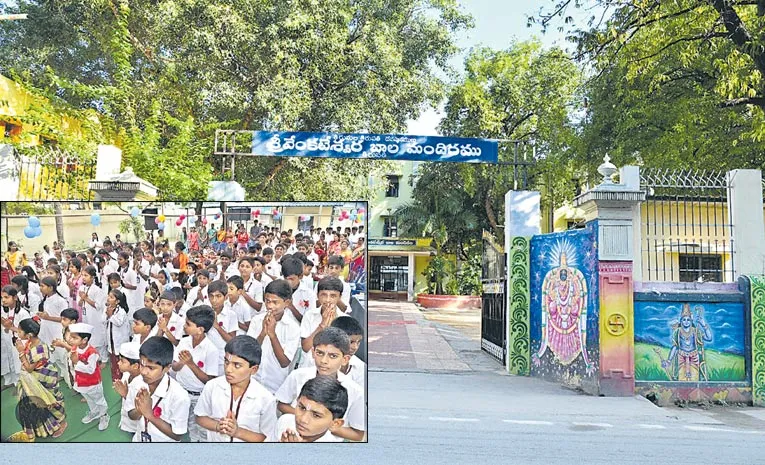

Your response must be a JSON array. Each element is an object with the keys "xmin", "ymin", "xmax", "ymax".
[
  {"xmin": 297, "ymin": 215, "xmax": 314, "ymax": 233},
  {"xmin": 679, "ymin": 254, "xmax": 722, "ymax": 282},
  {"xmin": 384, "ymin": 175, "xmax": 400, "ymax": 197},
  {"xmin": 369, "ymin": 256, "xmax": 408, "ymax": 292},
  {"xmin": 383, "ymin": 216, "xmax": 397, "ymax": 237}
]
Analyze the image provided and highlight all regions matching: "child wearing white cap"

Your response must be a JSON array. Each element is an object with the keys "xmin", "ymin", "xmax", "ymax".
[
  {"xmin": 68, "ymin": 322, "xmax": 110, "ymax": 431},
  {"xmin": 113, "ymin": 342, "xmax": 143, "ymax": 436}
]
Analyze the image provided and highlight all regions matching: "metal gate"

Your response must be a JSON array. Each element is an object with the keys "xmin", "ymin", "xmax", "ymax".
[
  {"xmin": 481, "ymin": 231, "xmax": 506, "ymax": 364},
  {"xmin": 14, "ymin": 146, "xmax": 96, "ymax": 200}
]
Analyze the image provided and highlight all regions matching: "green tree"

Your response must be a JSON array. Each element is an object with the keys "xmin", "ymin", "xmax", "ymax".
[
  {"xmin": 530, "ymin": 1, "xmax": 765, "ymax": 171},
  {"xmin": 1, "ymin": 0, "xmax": 473, "ymax": 199}
]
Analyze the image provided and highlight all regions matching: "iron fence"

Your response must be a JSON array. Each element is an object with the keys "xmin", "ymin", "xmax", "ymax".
[
  {"xmin": 640, "ymin": 169, "xmax": 734, "ymax": 282},
  {"xmin": 14, "ymin": 146, "xmax": 95, "ymax": 201}
]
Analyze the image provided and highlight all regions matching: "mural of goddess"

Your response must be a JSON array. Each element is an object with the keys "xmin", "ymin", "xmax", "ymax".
[{"xmin": 533, "ymin": 251, "xmax": 592, "ymax": 372}]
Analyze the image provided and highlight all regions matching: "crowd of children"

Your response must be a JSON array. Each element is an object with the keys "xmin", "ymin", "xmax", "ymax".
[{"xmin": 1, "ymin": 219, "xmax": 367, "ymax": 442}]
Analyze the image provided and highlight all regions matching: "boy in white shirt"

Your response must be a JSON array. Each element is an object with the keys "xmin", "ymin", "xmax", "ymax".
[
  {"xmin": 173, "ymin": 288, "xmax": 191, "ymax": 321},
  {"xmin": 156, "ymin": 291, "xmax": 185, "ymax": 346},
  {"xmin": 226, "ymin": 276, "xmax": 252, "ymax": 335},
  {"xmin": 216, "ymin": 252, "xmax": 239, "ymax": 281},
  {"xmin": 300, "ymin": 277, "xmax": 346, "ymax": 368},
  {"xmin": 68, "ymin": 323, "xmax": 110, "ymax": 431},
  {"xmin": 324, "ymin": 256, "xmax": 351, "ymax": 313},
  {"xmin": 281, "ymin": 258, "xmax": 316, "ymax": 324},
  {"xmin": 126, "ymin": 336, "xmax": 191, "ymax": 442},
  {"xmin": 206, "ymin": 280, "xmax": 239, "ymax": 374},
  {"xmin": 185, "ymin": 270, "xmax": 210, "ymax": 307},
  {"xmin": 131, "ymin": 308, "xmax": 159, "ymax": 346},
  {"xmin": 331, "ymin": 316, "xmax": 366, "ymax": 388},
  {"xmin": 238, "ymin": 257, "xmax": 271, "ymax": 319},
  {"xmin": 246, "ymin": 280, "xmax": 301, "ymax": 394},
  {"xmin": 265, "ymin": 244, "xmax": 284, "ymax": 280},
  {"xmin": 278, "ymin": 376, "xmax": 347, "ymax": 443},
  {"xmin": 275, "ymin": 327, "xmax": 365, "ymax": 441},
  {"xmin": 112, "ymin": 342, "xmax": 143, "ymax": 437},
  {"xmin": 171, "ymin": 305, "xmax": 220, "ymax": 442},
  {"xmin": 194, "ymin": 335, "xmax": 277, "ymax": 442}
]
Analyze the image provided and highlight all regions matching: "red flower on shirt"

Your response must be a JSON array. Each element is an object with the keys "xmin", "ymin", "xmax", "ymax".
[
  {"xmin": 170, "ymin": 327, "xmax": 176, "ymax": 332},
  {"xmin": 153, "ymin": 406, "xmax": 162, "ymax": 418},
  {"xmin": 302, "ymin": 300, "xmax": 309, "ymax": 308},
  {"xmin": 197, "ymin": 360, "xmax": 204, "ymax": 368}
]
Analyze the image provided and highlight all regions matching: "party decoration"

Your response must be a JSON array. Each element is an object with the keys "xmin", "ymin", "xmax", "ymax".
[
  {"xmin": 214, "ymin": 213, "xmax": 221, "ymax": 220},
  {"xmin": 358, "ymin": 207, "xmax": 365, "ymax": 214},
  {"xmin": 254, "ymin": 209, "xmax": 261, "ymax": 216},
  {"xmin": 154, "ymin": 217, "xmax": 161, "ymax": 224},
  {"xmin": 90, "ymin": 213, "xmax": 101, "ymax": 226},
  {"xmin": 158, "ymin": 222, "xmax": 166, "ymax": 231},
  {"xmin": 130, "ymin": 207, "xmax": 140, "ymax": 218},
  {"xmin": 27, "ymin": 216, "xmax": 40, "ymax": 228},
  {"xmin": 23, "ymin": 226, "xmax": 36, "ymax": 238},
  {"xmin": 179, "ymin": 214, "xmax": 186, "ymax": 220},
  {"xmin": 202, "ymin": 218, "xmax": 208, "ymax": 225},
  {"xmin": 158, "ymin": 214, "xmax": 166, "ymax": 222},
  {"xmin": 176, "ymin": 219, "xmax": 183, "ymax": 226},
  {"xmin": 189, "ymin": 216, "xmax": 197, "ymax": 224},
  {"xmin": 31, "ymin": 226, "xmax": 42, "ymax": 237}
]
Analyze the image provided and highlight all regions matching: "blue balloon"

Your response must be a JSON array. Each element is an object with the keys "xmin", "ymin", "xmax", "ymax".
[
  {"xmin": 131, "ymin": 207, "xmax": 140, "ymax": 218},
  {"xmin": 158, "ymin": 222, "xmax": 165, "ymax": 231},
  {"xmin": 189, "ymin": 216, "xmax": 197, "ymax": 224},
  {"xmin": 23, "ymin": 226, "xmax": 36, "ymax": 238},
  {"xmin": 350, "ymin": 214, "xmax": 357, "ymax": 220},
  {"xmin": 31, "ymin": 226, "xmax": 42, "ymax": 238},
  {"xmin": 90, "ymin": 213, "xmax": 101, "ymax": 226},
  {"xmin": 27, "ymin": 216, "xmax": 40, "ymax": 228}
]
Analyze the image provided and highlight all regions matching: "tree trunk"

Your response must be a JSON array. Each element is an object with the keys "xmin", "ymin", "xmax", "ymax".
[{"xmin": 54, "ymin": 203, "xmax": 65, "ymax": 246}]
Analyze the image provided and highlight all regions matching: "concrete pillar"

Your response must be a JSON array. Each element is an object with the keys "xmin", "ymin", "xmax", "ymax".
[
  {"xmin": 407, "ymin": 253, "xmax": 415, "ymax": 301},
  {"xmin": 95, "ymin": 144, "xmax": 122, "ymax": 180},
  {"xmin": 505, "ymin": 190, "xmax": 541, "ymax": 375},
  {"xmin": 728, "ymin": 169, "xmax": 765, "ymax": 277},
  {"xmin": 574, "ymin": 162, "xmax": 645, "ymax": 396}
]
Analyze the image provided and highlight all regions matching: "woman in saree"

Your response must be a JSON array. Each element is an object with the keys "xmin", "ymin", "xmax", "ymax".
[{"xmin": 8, "ymin": 317, "xmax": 67, "ymax": 441}]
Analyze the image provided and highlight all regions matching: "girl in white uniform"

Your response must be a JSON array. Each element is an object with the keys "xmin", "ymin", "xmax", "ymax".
[{"xmin": 1, "ymin": 285, "xmax": 31, "ymax": 387}]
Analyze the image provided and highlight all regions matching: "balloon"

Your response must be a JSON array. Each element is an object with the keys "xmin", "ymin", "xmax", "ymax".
[
  {"xmin": 91, "ymin": 213, "xmax": 101, "ymax": 226},
  {"xmin": 254, "ymin": 209, "xmax": 260, "ymax": 216},
  {"xmin": 23, "ymin": 226, "xmax": 36, "ymax": 238},
  {"xmin": 358, "ymin": 207, "xmax": 365, "ymax": 214},
  {"xmin": 351, "ymin": 209, "xmax": 357, "ymax": 215},
  {"xmin": 179, "ymin": 214, "xmax": 186, "ymax": 220},
  {"xmin": 158, "ymin": 222, "xmax": 165, "ymax": 231},
  {"xmin": 154, "ymin": 217, "xmax": 161, "ymax": 224},
  {"xmin": 189, "ymin": 216, "xmax": 197, "ymax": 224},
  {"xmin": 130, "ymin": 207, "xmax": 140, "ymax": 218},
  {"xmin": 272, "ymin": 209, "xmax": 279, "ymax": 216},
  {"xmin": 158, "ymin": 214, "xmax": 166, "ymax": 222},
  {"xmin": 202, "ymin": 218, "xmax": 208, "ymax": 225},
  {"xmin": 176, "ymin": 219, "xmax": 183, "ymax": 226},
  {"xmin": 214, "ymin": 213, "xmax": 221, "ymax": 220},
  {"xmin": 27, "ymin": 216, "xmax": 40, "ymax": 228},
  {"xmin": 32, "ymin": 226, "xmax": 42, "ymax": 237},
  {"xmin": 350, "ymin": 214, "xmax": 357, "ymax": 220}
]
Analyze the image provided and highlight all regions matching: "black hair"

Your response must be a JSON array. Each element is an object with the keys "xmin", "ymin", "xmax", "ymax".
[
  {"xmin": 313, "ymin": 327, "xmax": 351, "ymax": 355},
  {"xmin": 224, "ymin": 335, "xmax": 262, "ymax": 367},
  {"xmin": 175, "ymin": 241, "xmax": 185, "ymax": 251},
  {"xmin": 83, "ymin": 266, "xmax": 102, "ymax": 288},
  {"xmin": 262, "ymin": 247, "xmax": 274, "ymax": 256},
  {"xmin": 207, "ymin": 280, "xmax": 228, "ymax": 296},
  {"xmin": 220, "ymin": 251, "xmax": 233, "ymax": 260},
  {"xmin": 61, "ymin": 308, "xmax": 79, "ymax": 322},
  {"xmin": 327, "ymin": 256, "xmax": 345, "ymax": 268},
  {"xmin": 159, "ymin": 291, "xmax": 176, "ymax": 302},
  {"xmin": 281, "ymin": 258, "xmax": 304, "ymax": 279},
  {"xmin": 317, "ymin": 276, "xmax": 344, "ymax": 294},
  {"xmin": 1, "ymin": 285, "xmax": 20, "ymax": 314},
  {"xmin": 298, "ymin": 376, "xmax": 348, "ymax": 420},
  {"xmin": 10, "ymin": 275, "xmax": 29, "ymax": 293},
  {"xmin": 238, "ymin": 256, "xmax": 255, "ymax": 267},
  {"xmin": 293, "ymin": 252, "xmax": 308, "ymax": 264},
  {"xmin": 110, "ymin": 289, "xmax": 130, "ymax": 315},
  {"xmin": 263, "ymin": 279, "xmax": 293, "ymax": 300},
  {"xmin": 331, "ymin": 316, "xmax": 364, "ymax": 337},
  {"xmin": 107, "ymin": 272, "xmax": 122, "ymax": 285},
  {"xmin": 20, "ymin": 266, "xmax": 39, "ymax": 283},
  {"xmin": 133, "ymin": 308, "xmax": 158, "ymax": 328},
  {"xmin": 172, "ymin": 287, "xmax": 185, "ymax": 302},
  {"xmin": 305, "ymin": 259, "xmax": 314, "ymax": 268},
  {"xmin": 196, "ymin": 269, "xmax": 210, "ymax": 279},
  {"xmin": 186, "ymin": 305, "xmax": 215, "ymax": 332},
  {"xmin": 227, "ymin": 275, "xmax": 244, "ymax": 290},
  {"xmin": 46, "ymin": 264, "xmax": 63, "ymax": 284},
  {"xmin": 253, "ymin": 256, "xmax": 266, "ymax": 267},
  {"xmin": 139, "ymin": 336, "xmax": 174, "ymax": 367},
  {"xmin": 19, "ymin": 318, "xmax": 41, "ymax": 336}
]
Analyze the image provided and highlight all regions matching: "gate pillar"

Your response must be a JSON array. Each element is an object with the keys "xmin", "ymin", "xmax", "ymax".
[{"xmin": 505, "ymin": 190, "xmax": 541, "ymax": 375}]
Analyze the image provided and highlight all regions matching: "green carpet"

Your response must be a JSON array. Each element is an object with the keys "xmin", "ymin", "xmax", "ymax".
[{"xmin": 1, "ymin": 363, "xmax": 191, "ymax": 442}]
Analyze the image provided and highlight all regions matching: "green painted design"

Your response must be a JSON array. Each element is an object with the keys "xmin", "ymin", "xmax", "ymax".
[
  {"xmin": 508, "ymin": 236, "xmax": 531, "ymax": 375},
  {"xmin": 751, "ymin": 275, "xmax": 765, "ymax": 407}
]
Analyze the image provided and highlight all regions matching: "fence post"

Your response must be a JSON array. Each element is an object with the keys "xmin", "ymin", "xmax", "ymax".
[
  {"xmin": 504, "ymin": 190, "xmax": 540, "ymax": 375},
  {"xmin": 574, "ymin": 161, "xmax": 645, "ymax": 396},
  {"xmin": 727, "ymin": 169, "xmax": 765, "ymax": 278}
]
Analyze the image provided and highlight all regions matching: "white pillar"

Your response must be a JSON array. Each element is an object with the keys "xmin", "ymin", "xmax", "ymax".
[
  {"xmin": 407, "ymin": 253, "xmax": 415, "ymax": 301},
  {"xmin": 728, "ymin": 169, "xmax": 765, "ymax": 277},
  {"xmin": 95, "ymin": 144, "xmax": 122, "ymax": 180}
]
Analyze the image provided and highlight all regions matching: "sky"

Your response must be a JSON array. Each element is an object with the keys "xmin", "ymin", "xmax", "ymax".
[{"xmin": 405, "ymin": 0, "xmax": 590, "ymax": 136}]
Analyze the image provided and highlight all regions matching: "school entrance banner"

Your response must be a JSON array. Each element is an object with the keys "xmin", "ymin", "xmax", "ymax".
[{"xmin": 251, "ymin": 131, "xmax": 498, "ymax": 164}]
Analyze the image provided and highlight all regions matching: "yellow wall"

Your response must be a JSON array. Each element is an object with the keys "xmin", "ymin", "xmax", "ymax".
[{"xmin": 414, "ymin": 255, "xmax": 432, "ymax": 295}]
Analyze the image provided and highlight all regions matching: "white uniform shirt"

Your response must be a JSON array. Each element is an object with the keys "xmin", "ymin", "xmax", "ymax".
[
  {"xmin": 185, "ymin": 286, "xmax": 209, "ymax": 307},
  {"xmin": 172, "ymin": 336, "xmax": 219, "ymax": 393},
  {"xmin": 226, "ymin": 297, "xmax": 252, "ymax": 335},
  {"xmin": 106, "ymin": 307, "xmax": 131, "ymax": 355},
  {"xmin": 159, "ymin": 312, "xmax": 185, "ymax": 342},
  {"xmin": 266, "ymin": 261, "xmax": 281, "ymax": 279},
  {"xmin": 246, "ymin": 312, "xmax": 301, "ymax": 394},
  {"xmin": 131, "ymin": 325, "xmax": 159, "ymax": 346},
  {"xmin": 274, "ymin": 367, "xmax": 365, "ymax": 432},
  {"xmin": 217, "ymin": 264, "xmax": 240, "ymax": 280},
  {"xmin": 298, "ymin": 306, "xmax": 347, "ymax": 368},
  {"xmin": 175, "ymin": 302, "xmax": 191, "ymax": 321},
  {"xmin": 194, "ymin": 376, "xmax": 277, "ymax": 442},
  {"xmin": 119, "ymin": 372, "xmax": 143, "ymax": 433},
  {"xmin": 38, "ymin": 293, "xmax": 68, "ymax": 345},
  {"xmin": 125, "ymin": 374, "xmax": 190, "ymax": 442},
  {"xmin": 346, "ymin": 355, "xmax": 366, "ymax": 388},
  {"xmin": 18, "ymin": 291, "xmax": 41, "ymax": 315},
  {"xmin": 276, "ymin": 414, "xmax": 343, "ymax": 442},
  {"xmin": 291, "ymin": 281, "xmax": 316, "ymax": 318},
  {"xmin": 79, "ymin": 284, "xmax": 107, "ymax": 349},
  {"xmin": 206, "ymin": 307, "xmax": 239, "ymax": 373}
]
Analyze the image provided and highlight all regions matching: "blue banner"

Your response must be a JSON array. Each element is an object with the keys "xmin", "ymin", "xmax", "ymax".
[{"xmin": 251, "ymin": 131, "xmax": 498, "ymax": 163}]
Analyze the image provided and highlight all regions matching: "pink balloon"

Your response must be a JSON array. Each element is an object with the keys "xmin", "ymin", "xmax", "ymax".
[
  {"xmin": 202, "ymin": 218, "xmax": 208, "ymax": 225},
  {"xmin": 358, "ymin": 208, "xmax": 365, "ymax": 214},
  {"xmin": 254, "ymin": 209, "xmax": 260, "ymax": 216},
  {"xmin": 179, "ymin": 214, "xmax": 186, "ymax": 220},
  {"xmin": 176, "ymin": 219, "xmax": 182, "ymax": 226}
]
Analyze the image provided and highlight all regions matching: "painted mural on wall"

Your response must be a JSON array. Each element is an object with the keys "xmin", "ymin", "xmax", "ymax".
[
  {"xmin": 635, "ymin": 301, "xmax": 746, "ymax": 382},
  {"xmin": 530, "ymin": 224, "xmax": 599, "ymax": 387}
]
